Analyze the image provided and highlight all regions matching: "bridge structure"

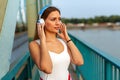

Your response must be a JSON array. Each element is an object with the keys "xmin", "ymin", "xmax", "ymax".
[{"xmin": 0, "ymin": 0, "xmax": 120, "ymax": 80}]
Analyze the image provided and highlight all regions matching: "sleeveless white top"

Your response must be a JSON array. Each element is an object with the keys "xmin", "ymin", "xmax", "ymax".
[{"xmin": 36, "ymin": 38, "xmax": 70, "ymax": 80}]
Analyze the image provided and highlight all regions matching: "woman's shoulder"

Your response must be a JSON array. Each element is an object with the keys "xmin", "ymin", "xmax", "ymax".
[
  {"xmin": 35, "ymin": 39, "xmax": 40, "ymax": 44},
  {"xmin": 29, "ymin": 39, "xmax": 40, "ymax": 47}
]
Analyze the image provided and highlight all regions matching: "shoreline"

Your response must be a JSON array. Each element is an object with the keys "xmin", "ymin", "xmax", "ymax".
[{"xmin": 67, "ymin": 26, "xmax": 120, "ymax": 30}]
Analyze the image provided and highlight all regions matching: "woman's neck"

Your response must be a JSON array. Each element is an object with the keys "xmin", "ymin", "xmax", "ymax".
[{"xmin": 45, "ymin": 32, "xmax": 58, "ymax": 42}]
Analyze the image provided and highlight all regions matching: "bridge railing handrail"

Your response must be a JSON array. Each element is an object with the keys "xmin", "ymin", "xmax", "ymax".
[{"xmin": 1, "ymin": 52, "xmax": 33, "ymax": 80}]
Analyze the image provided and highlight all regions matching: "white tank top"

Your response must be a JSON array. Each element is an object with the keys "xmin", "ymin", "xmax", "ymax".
[{"xmin": 36, "ymin": 38, "xmax": 70, "ymax": 80}]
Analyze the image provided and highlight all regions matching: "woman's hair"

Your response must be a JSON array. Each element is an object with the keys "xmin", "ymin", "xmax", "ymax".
[{"xmin": 34, "ymin": 6, "xmax": 61, "ymax": 40}]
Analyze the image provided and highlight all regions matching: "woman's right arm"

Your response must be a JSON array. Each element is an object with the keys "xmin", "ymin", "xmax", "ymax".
[{"xmin": 29, "ymin": 41, "xmax": 53, "ymax": 74}]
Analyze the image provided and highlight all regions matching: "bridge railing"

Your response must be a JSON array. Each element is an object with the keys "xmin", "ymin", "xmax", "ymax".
[
  {"xmin": 69, "ymin": 33, "xmax": 120, "ymax": 80},
  {"xmin": 1, "ymin": 52, "xmax": 37, "ymax": 80}
]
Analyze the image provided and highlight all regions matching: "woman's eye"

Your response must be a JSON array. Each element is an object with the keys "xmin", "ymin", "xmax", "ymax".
[
  {"xmin": 50, "ymin": 18, "xmax": 61, "ymax": 21},
  {"xmin": 59, "ymin": 19, "xmax": 61, "ymax": 21},
  {"xmin": 51, "ymin": 18, "xmax": 56, "ymax": 21},
  {"xmin": 59, "ymin": 18, "xmax": 61, "ymax": 21}
]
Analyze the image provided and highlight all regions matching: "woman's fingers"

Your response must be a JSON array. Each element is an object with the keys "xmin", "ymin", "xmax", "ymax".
[
  {"xmin": 41, "ymin": 23, "xmax": 45, "ymax": 30},
  {"xmin": 60, "ymin": 23, "xmax": 64, "ymax": 32},
  {"xmin": 60, "ymin": 22, "xmax": 67, "ymax": 34},
  {"xmin": 37, "ymin": 23, "xmax": 45, "ymax": 32},
  {"xmin": 37, "ymin": 23, "xmax": 41, "ymax": 36},
  {"xmin": 38, "ymin": 23, "xmax": 42, "ymax": 29},
  {"xmin": 37, "ymin": 23, "xmax": 46, "ymax": 38}
]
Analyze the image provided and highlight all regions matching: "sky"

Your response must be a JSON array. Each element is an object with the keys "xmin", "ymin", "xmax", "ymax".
[{"xmin": 52, "ymin": 0, "xmax": 120, "ymax": 18}]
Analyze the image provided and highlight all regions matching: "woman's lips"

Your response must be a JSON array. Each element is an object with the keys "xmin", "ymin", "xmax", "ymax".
[{"xmin": 54, "ymin": 27, "xmax": 60, "ymax": 30}]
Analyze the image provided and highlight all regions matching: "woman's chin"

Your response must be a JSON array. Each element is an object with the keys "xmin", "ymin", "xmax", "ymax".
[
  {"xmin": 51, "ymin": 31, "xmax": 58, "ymax": 34},
  {"xmin": 54, "ymin": 30, "xmax": 59, "ymax": 33}
]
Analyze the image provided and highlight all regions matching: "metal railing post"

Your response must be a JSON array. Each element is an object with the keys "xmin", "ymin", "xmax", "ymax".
[{"xmin": 105, "ymin": 61, "xmax": 113, "ymax": 80}]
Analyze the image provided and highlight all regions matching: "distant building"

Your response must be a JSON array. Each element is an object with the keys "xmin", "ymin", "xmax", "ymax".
[{"xmin": 115, "ymin": 22, "xmax": 120, "ymax": 26}]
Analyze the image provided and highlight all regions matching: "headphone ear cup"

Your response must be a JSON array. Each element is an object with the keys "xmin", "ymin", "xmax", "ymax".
[{"xmin": 40, "ymin": 18, "xmax": 45, "ymax": 24}]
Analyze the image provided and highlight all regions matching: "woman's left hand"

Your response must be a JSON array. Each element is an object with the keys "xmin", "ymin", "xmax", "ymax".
[{"xmin": 57, "ymin": 23, "xmax": 70, "ymax": 42}]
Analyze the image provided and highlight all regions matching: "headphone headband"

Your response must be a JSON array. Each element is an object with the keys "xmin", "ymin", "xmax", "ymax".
[{"xmin": 39, "ymin": 5, "xmax": 50, "ymax": 16}]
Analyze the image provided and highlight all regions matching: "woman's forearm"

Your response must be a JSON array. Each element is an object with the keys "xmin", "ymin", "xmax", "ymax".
[{"xmin": 67, "ymin": 40, "xmax": 84, "ymax": 65}]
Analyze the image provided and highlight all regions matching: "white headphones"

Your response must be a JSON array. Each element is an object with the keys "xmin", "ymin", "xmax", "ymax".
[{"xmin": 37, "ymin": 5, "xmax": 49, "ymax": 24}]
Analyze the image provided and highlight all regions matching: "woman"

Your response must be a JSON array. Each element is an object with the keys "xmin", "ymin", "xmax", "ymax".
[{"xmin": 29, "ymin": 6, "xmax": 84, "ymax": 80}]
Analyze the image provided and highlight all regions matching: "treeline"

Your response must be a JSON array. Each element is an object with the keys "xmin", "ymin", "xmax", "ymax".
[{"xmin": 62, "ymin": 15, "xmax": 120, "ymax": 24}]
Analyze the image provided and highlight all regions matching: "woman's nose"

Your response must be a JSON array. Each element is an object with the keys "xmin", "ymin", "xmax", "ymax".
[{"xmin": 56, "ymin": 20, "xmax": 61, "ymax": 25}]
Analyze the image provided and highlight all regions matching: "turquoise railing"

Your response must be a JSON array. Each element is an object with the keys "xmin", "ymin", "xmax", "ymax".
[
  {"xmin": 69, "ymin": 33, "xmax": 120, "ymax": 80},
  {"xmin": 1, "ymin": 52, "xmax": 38, "ymax": 80},
  {"xmin": 2, "ymin": 33, "xmax": 120, "ymax": 80}
]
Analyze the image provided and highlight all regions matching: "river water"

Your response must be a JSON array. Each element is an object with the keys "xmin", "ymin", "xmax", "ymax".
[{"xmin": 68, "ymin": 28, "xmax": 120, "ymax": 60}]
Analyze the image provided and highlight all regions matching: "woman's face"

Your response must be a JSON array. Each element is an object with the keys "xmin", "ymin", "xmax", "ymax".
[{"xmin": 44, "ymin": 11, "xmax": 61, "ymax": 33}]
